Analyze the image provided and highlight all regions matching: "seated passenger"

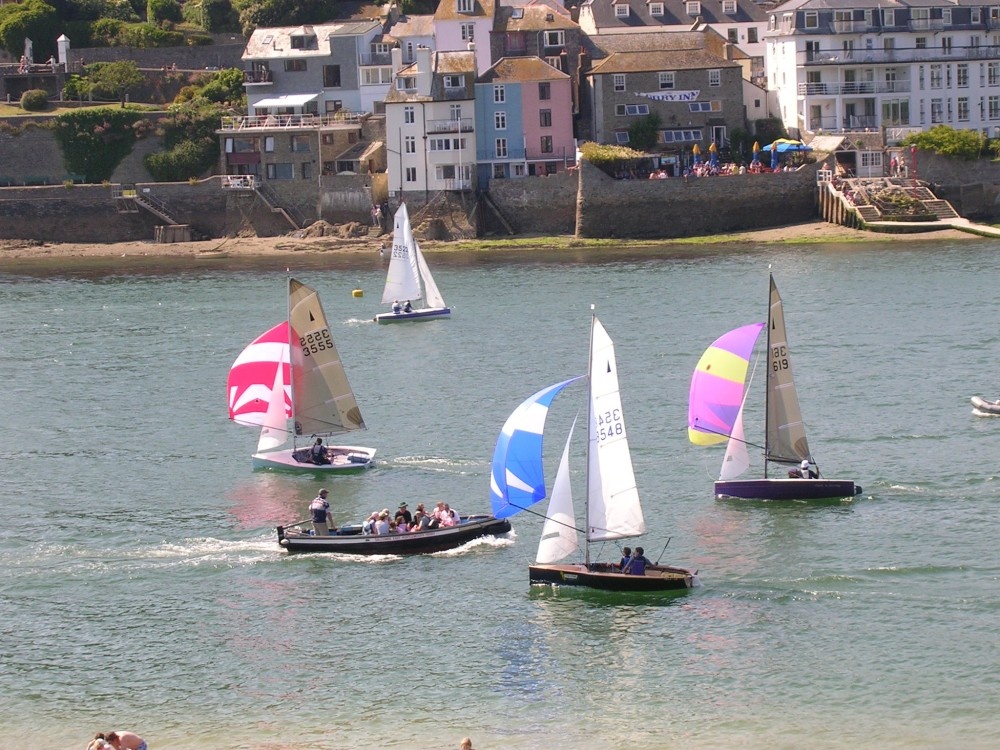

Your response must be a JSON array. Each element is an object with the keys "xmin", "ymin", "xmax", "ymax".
[
  {"xmin": 403, "ymin": 300, "xmax": 413, "ymax": 313},
  {"xmin": 392, "ymin": 300, "xmax": 402, "ymax": 314},
  {"xmin": 362, "ymin": 511, "xmax": 379, "ymax": 535},
  {"xmin": 410, "ymin": 510, "xmax": 430, "ymax": 531},
  {"xmin": 626, "ymin": 546, "xmax": 650, "ymax": 576},
  {"xmin": 789, "ymin": 459, "xmax": 819, "ymax": 479},
  {"xmin": 310, "ymin": 437, "xmax": 330, "ymax": 465},
  {"xmin": 618, "ymin": 547, "xmax": 632, "ymax": 572},
  {"xmin": 374, "ymin": 511, "xmax": 390, "ymax": 535}
]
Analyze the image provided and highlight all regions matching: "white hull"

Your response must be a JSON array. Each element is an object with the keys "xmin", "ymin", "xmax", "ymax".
[
  {"xmin": 252, "ymin": 445, "xmax": 376, "ymax": 472},
  {"xmin": 971, "ymin": 396, "xmax": 1000, "ymax": 417},
  {"xmin": 375, "ymin": 306, "xmax": 450, "ymax": 324}
]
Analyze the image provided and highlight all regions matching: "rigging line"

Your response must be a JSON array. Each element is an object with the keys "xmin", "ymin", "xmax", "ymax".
[{"xmin": 694, "ymin": 423, "xmax": 765, "ymax": 452}]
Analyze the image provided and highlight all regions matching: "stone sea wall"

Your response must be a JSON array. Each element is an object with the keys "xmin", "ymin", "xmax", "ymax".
[{"xmin": 907, "ymin": 151, "xmax": 1000, "ymax": 219}]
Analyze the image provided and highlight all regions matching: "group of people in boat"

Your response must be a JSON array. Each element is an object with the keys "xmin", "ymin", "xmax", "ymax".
[
  {"xmin": 361, "ymin": 501, "xmax": 461, "ymax": 534},
  {"xmin": 616, "ymin": 546, "xmax": 652, "ymax": 575},
  {"xmin": 391, "ymin": 299, "xmax": 414, "ymax": 314}
]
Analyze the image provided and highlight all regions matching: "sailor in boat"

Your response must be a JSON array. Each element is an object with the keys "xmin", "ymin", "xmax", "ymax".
[
  {"xmin": 624, "ymin": 547, "xmax": 651, "ymax": 575},
  {"xmin": 310, "ymin": 437, "xmax": 331, "ymax": 465},
  {"xmin": 392, "ymin": 299, "xmax": 402, "ymax": 314},
  {"xmin": 789, "ymin": 459, "xmax": 819, "ymax": 479},
  {"xmin": 403, "ymin": 300, "xmax": 413, "ymax": 313},
  {"xmin": 309, "ymin": 489, "xmax": 337, "ymax": 536},
  {"xmin": 617, "ymin": 547, "xmax": 632, "ymax": 572}
]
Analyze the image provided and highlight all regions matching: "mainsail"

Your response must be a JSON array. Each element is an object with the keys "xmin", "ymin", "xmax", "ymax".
[
  {"xmin": 489, "ymin": 377, "xmax": 583, "ymax": 519},
  {"xmin": 587, "ymin": 317, "xmax": 645, "ymax": 542},
  {"xmin": 765, "ymin": 274, "xmax": 810, "ymax": 465},
  {"xmin": 688, "ymin": 322, "xmax": 765, "ymax": 445},
  {"xmin": 381, "ymin": 203, "xmax": 423, "ymax": 304},
  {"xmin": 288, "ymin": 278, "xmax": 366, "ymax": 438}
]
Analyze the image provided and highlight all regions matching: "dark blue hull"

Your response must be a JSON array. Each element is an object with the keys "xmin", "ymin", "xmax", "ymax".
[{"xmin": 715, "ymin": 478, "xmax": 862, "ymax": 501}]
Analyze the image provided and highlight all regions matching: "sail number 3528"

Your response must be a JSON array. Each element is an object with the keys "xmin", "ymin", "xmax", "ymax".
[
  {"xmin": 300, "ymin": 330, "xmax": 334, "ymax": 356},
  {"xmin": 597, "ymin": 409, "xmax": 624, "ymax": 441},
  {"xmin": 771, "ymin": 345, "xmax": 789, "ymax": 372}
]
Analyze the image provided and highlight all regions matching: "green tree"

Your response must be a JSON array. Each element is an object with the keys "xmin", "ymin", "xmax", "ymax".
[
  {"xmin": 0, "ymin": 0, "xmax": 59, "ymax": 59},
  {"xmin": 52, "ymin": 107, "xmax": 143, "ymax": 182},
  {"xmin": 628, "ymin": 113, "xmax": 662, "ymax": 152},
  {"xmin": 147, "ymin": 0, "xmax": 181, "ymax": 25},
  {"xmin": 901, "ymin": 125, "xmax": 985, "ymax": 160},
  {"xmin": 87, "ymin": 60, "xmax": 144, "ymax": 105},
  {"xmin": 231, "ymin": 0, "xmax": 332, "ymax": 36},
  {"xmin": 198, "ymin": 68, "xmax": 245, "ymax": 104}
]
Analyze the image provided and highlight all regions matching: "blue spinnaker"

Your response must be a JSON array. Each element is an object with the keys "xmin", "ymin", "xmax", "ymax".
[{"xmin": 489, "ymin": 377, "xmax": 582, "ymax": 519}]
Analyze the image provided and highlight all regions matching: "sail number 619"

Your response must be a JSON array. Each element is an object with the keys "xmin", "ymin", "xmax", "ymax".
[
  {"xmin": 300, "ymin": 329, "xmax": 334, "ymax": 356},
  {"xmin": 771, "ymin": 345, "xmax": 789, "ymax": 372}
]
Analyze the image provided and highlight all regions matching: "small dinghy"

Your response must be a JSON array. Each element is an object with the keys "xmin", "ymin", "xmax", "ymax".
[{"xmin": 971, "ymin": 396, "xmax": 1000, "ymax": 417}]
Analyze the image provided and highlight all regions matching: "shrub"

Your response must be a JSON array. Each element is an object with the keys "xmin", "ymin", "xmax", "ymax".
[
  {"xmin": 578, "ymin": 141, "xmax": 646, "ymax": 178},
  {"xmin": 144, "ymin": 137, "xmax": 216, "ymax": 181},
  {"xmin": 901, "ymin": 125, "xmax": 984, "ymax": 160},
  {"xmin": 20, "ymin": 88, "xmax": 49, "ymax": 111},
  {"xmin": 52, "ymin": 107, "xmax": 143, "ymax": 182},
  {"xmin": 147, "ymin": 0, "xmax": 182, "ymax": 25}
]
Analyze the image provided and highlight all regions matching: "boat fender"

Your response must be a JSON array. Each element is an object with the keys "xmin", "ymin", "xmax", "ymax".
[{"xmin": 352, "ymin": 288, "xmax": 363, "ymax": 297}]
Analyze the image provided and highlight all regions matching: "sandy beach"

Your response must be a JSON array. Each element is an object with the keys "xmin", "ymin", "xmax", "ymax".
[{"xmin": 0, "ymin": 221, "xmax": 979, "ymax": 261}]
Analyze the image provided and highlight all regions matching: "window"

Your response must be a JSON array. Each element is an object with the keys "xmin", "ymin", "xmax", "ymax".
[
  {"xmin": 884, "ymin": 9, "xmax": 895, "ymax": 26},
  {"xmin": 957, "ymin": 64, "xmax": 969, "ymax": 88},
  {"xmin": 266, "ymin": 163, "xmax": 293, "ymax": 179},
  {"xmin": 990, "ymin": 62, "xmax": 1000, "ymax": 86},
  {"xmin": 686, "ymin": 1, "xmax": 700, "ymax": 15},
  {"xmin": 301, "ymin": 163, "xmax": 311, "ymax": 180},
  {"xmin": 538, "ymin": 82, "xmax": 551, "ymax": 100},
  {"xmin": 405, "ymin": 167, "xmax": 416, "ymax": 183},
  {"xmin": 614, "ymin": 3, "xmax": 629, "ymax": 17},
  {"xmin": 989, "ymin": 95, "xmax": 1000, "ymax": 119},
  {"xmin": 444, "ymin": 75, "xmax": 464, "ymax": 89},
  {"xmin": 513, "ymin": 164, "xmax": 525, "ymax": 177},
  {"xmin": 931, "ymin": 98, "xmax": 943, "ymax": 123},
  {"xmin": 930, "ymin": 64, "xmax": 942, "ymax": 89},
  {"xmin": 688, "ymin": 101, "xmax": 721, "ymax": 112},
  {"xmin": 613, "ymin": 74, "xmax": 626, "ymax": 92},
  {"xmin": 539, "ymin": 109, "xmax": 552, "ymax": 127},
  {"xmin": 457, "ymin": 0, "xmax": 473, "ymax": 11},
  {"xmin": 450, "ymin": 104, "xmax": 462, "ymax": 121},
  {"xmin": 264, "ymin": 136, "xmax": 274, "ymax": 152},
  {"xmin": 494, "ymin": 84, "xmax": 505, "ymax": 103},
  {"xmin": 722, "ymin": 0, "xmax": 736, "ymax": 13},
  {"xmin": 614, "ymin": 131, "xmax": 630, "ymax": 143},
  {"xmin": 540, "ymin": 136, "xmax": 553, "ymax": 153},
  {"xmin": 397, "ymin": 76, "xmax": 416, "ymax": 90},
  {"xmin": 493, "ymin": 164, "xmax": 506, "ymax": 178},
  {"xmin": 728, "ymin": 29, "xmax": 738, "ymax": 43},
  {"xmin": 284, "ymin": 60, "xmax": 306, "ymax": 72},
  {"xmin": 404, "ymin": 106, "xmax": 415, "ymax": 124},
  {"xmin": 362, "ymin": 67, "xmax": 392, "ymax": 85},
  {"xmin": 958, "ymin": 97, "xmax": 969, "ymax": 121},
  {"xmin": 659, "ymin": 72, "xmax": 675, "ymax": 90},
  {"xmin": 943, "ymin": 8, "xmax": 952, "ymax": 25},
  {"xmin": 291, "ymin": 135, "xmax": 310, "ymax": 152},
  {"xmin": 495, "ymin": 111, "xmax": 507, "ymax": 130},
  {"xmin": 544, "ymin": 30, "xmax": 565, "ymax": 47},
  {"xmin": 496, "ymin": 138, "xmax": 508, "ymax": 158},
  {"xmin": 290, "ymin": 35, "xmax": 312, "ymax": 50},
  {"xmin": 615, "ymin": 104, "xmax": 650, "ymax": 116},
  {"xmin": 804, "ymin": 11, "xmax": 818, "ymax": 29},
  {"xmin": 658, "ymin": 129, "xmax": 703, "ymax": 142},
  {"xmin": 709, "ymin": 69, "xmax": 721, "ymax": 87},
  {"xmin": 546, "ymin": 56, "xmax": 564, "ymax": 71},
  {"xmin": 973, "ymin": 8, "xmax": 982, "ymax": 24},
  {"xmin": 748, "ymin": 27, "xmax": 758, "ymax": 43},
  {"xmin": 649, "ymin": 3, "xmax": 664, "ymax": 16},
  {"xmin": 323, "ymin": 65, "xmax": 341, "ymax": 88},
  {"xmin": 461, "ymin": 23, "xmax": 475, "ymax": 41},
  {"xmin": 405, "ymin": 136, "xmax": 415, "ymax": 154}
]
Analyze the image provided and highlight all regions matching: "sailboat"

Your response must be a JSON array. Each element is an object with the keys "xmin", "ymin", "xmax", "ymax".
[
  {"xmin": 490, "ymin": 310, "xmax": 697, "ymax": 591},
  {"xmin": 688, "ymin": 274, "xmax": 861, "ymax": 501},
  {"xmin": 227, "ymin": 277, "xmax": 376, "ymax": 472},
  {"xmin": 374, "ymin": 202, "xmax": 450, "ymax": 323}
]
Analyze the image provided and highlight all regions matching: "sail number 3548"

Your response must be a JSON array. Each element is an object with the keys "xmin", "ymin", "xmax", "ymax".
[
  {"xmin": 597, "ymin": 409, "xmax": 624, "ymax": 441},
  {"xmin": 300, "ymin": 329, "xmax": 334, "ymax": 356},
  {"xmin": 771, "ymin": 345, "xmax": 789, "ymax": 371}
]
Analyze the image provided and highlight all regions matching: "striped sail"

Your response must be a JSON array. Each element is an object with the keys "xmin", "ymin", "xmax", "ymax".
[
  {"xmin": 688, "ymin": 322, "xmax": 765, "ymax": 445},
  {"xmin": 227, "ymin": 321, "xmax": 290, "ymax": 427}
]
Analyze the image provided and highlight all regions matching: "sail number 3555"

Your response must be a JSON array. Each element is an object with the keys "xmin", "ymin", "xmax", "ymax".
[
  {"xmin": 597, "ymin": 409, "xmax": 624, "ymax": 441},
  {"xmin": 300, "ymin": 330, "xmax": 334, "ymax": 356},
  {"xmin": 771, "ymin": 345, "xmax": 789, "ymax": 371}
]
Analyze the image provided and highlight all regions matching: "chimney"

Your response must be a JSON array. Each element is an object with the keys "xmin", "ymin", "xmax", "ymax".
[
  {"xmin": 416, "ymin": 45, "xmax": 432, "ymax": 95},
  {"xmin": 391, "ymin": 46, "xmax": 402, "ymax": 76},
  {"xmin": 467, "ymin": 41, "xmax": 477, "ymax": 77}
]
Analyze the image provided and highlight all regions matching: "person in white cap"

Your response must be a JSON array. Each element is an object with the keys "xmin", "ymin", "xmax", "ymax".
[{"xmin": 790, "ymin": 459, "xmax": 818, "ymax": 479}]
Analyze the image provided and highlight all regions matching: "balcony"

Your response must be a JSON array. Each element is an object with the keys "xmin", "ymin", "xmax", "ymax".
[
  {"xmin": 798, "ymin": 80, "xmax": 911, "ymax": 95},
  {"xmin": 427, "ymin": 118, "xmax": 474, "ymax": 134},
  {"xmin": 359, "ymin": 52, "xmax": 393, "ymax": 66},
  {"xmin": 219, "ymin": 112, "xmax": 366, "ymax": 130},
  {"xmin": 802, "ymin": 45, "xmax": 999, "ymax": 66},
  {"xmin": 829, "ymin": 20, "xmax": 877, "ymax": 34},
  {"xmin": 244, "ymin": 70, "xmax": 272, "ymax": 85}
]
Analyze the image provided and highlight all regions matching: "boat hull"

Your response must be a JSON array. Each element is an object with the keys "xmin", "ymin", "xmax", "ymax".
[
  {"xmin": 252, "ymin": 445, "xmax": 376, "ymax": 472},
  {"xmin": 715, "ymin": 478, "xmax": 861, "ymax": 501},
  {"xmin": 528, "ymin": 562, "xmax": 696, "ymax": 591},
  {"xmin": 971, "ymin": 396, "xmax": 1000, "ymax": 416},
  {"xmin": 374, "ymin": 307, "xmax": 451, "ymax": 324},
  {"xmin": 277, "ymin": 515, "xmax": 511, "ymax": 554}
]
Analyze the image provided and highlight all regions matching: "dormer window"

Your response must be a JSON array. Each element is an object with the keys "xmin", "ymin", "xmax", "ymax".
[
  {"xmin": 544, "ymin": 30, "xmax": 565, "ymax": 47},
  {"xmin": 614, "ymin": 2, "xmax": 630, "ymax": 18},
  {"xmin": 290, "ymin": 30, "xmax": 315, "ymax": 50},
  {"xmin": 722, "ymin": 0, "xmax": 736, "ymax": 14},
  {"xmin": 444, "ymin": 74, "xmax": 465, "ymax": 88},
  {"xmin": 397, "ymin": 76, "xmax": 417, "ymax": 90},
  {"xmin": 686, "ymin": 2, "xmax": 700, "ymax": 16},
  {"xmin": 512, "ymin": 8, "xmax": 523, "ymax": 18},
  {"xmin": 457, "ymin": 0, "xmax": 474, "ymax": 12},
  {"xmin": 649, "ymin": 3, "xmax": 664, "ymax": 16}
]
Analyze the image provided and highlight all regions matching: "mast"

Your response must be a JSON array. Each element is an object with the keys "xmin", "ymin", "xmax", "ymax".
[
  {"xmin": 763, "ymin": 273, "xmax": 773, "ymax": 478},
  {"xmin": 285, "ymin": 275, "xmax": 297, "ymax": 451},
  {"xmin": 584, "ymin": 304, "xmax": 596, "ymax": 568}
]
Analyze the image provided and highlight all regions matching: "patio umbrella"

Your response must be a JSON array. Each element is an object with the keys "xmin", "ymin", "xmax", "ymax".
[
  {"xmin": 709, "ymin": 142, "xmax": 719, "ymax": 168},
  {"xmin": 692, "ymin": 143, "xmax": 701, "ymax": 165},
  {"xmin": 762, "ymin": 139, "xmax": 813, "ymax": 153},
  {"xmin": 770, "ymin": 146, "xmax": 779, "ymax": 170},
  {"xmin": 751, "ymin": 141, "xmax": 761, "ymax": 165}
]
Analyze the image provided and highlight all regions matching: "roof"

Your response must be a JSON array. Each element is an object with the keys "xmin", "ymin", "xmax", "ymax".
[
  {"xmin": 243, "ymin": 20, "xmax": 381, "ymax": 59},
  {"xmin": 581, "ymin": 0, "xmax": 767, "ymax": 28},
  {"xmin": 494, "ymin": 5, "xmax": 579, "ymax": 32},
  {"xmin": 434, "ymin": 0, "xmax": 496, "ymax": 22},
  {"xmin": 385, "ymin": 50, "xmax": 477, "ymax": 103},
  {"xmin": 478, "ymin": 56, "xmax": 570, "ymax": 83},
  {"xmin": 386, "ymin": 14, "xmax": 436, "ymax": 39},
  {"xmin": 253, "ymin": 93, "xmax": 321, "ymax": 107},
  {"xmin": 589, "ymin": 48, "xmax": 741, "ymax": 74}
]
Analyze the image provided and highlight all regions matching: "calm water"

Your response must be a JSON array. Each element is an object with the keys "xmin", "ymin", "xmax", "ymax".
[{"xmin": 2, "ymin": 239, "xmax": 999, "ymax": 750}]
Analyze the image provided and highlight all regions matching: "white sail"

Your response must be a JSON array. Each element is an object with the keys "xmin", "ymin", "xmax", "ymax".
[
  {"xmin": 587, "ymin": 317, "xmax": 646, "ymax": 542},
  {"xmin": 719, "ymin": 403, "xmax": 751, "ymax": 481},
  {"xmin": 288, "ymin": 278, "xmax": 366, "ymax": 437},
  {"xmin": 765, "ymin": 274, "xmax": 810, "ymax": 465},
  {"xmin": 256, "ymin": 348, "xmax": 288, "ymax": 453},
  {"xmin": 414, "ymin": 241, "xmax": 446, "ymax": 309},
  {"xmin": 381, "ymin": 203, "xmax": 422, "ymax": 304},
  {"xmin": 536, "ymin": 418, "xmax": 580, "ymax": 564}
]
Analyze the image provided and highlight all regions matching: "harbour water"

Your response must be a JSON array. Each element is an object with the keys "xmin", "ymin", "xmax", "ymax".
[{"xmin": 2, "ymin": 238, "xmax": 999, "ymax": 750}]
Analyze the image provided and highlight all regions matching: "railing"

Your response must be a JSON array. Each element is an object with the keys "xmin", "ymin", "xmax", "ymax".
[
  {"xmin": 243, "ymin": 70, "xmax": 272, "ymax": 84},
  {"xmin": 427, "ymin": 118, "xmax": 474, "ymax": 134},
  {"xmin": 830, "ymin": 20, "xmax": 876, "ymax": 34},
  {"xmin": 798, "ymin": 80, "xmax": 912, "ymax": 95},
  {"xmin": 359, "ymin": 53, "xmax": 393, "ymax": 66},
  {"xmin": 222, "ymin": 175, "xmax": 259, "ymax": 190},
  {"xmin": 909, "ymin": 19, "xmax": 945, "ymax": 31},
  {"xmin": 220, "ymin": 112, "xmax": 366, "ymax": 130},
  {"xmin": 803, "ymin": 45, "xmax": 998, "ymax": 66}
]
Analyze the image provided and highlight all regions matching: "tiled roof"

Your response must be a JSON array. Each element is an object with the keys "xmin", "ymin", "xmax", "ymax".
[
  {"xmin": 244, "ymin": 21, "xmax": 381, "ymax": 59},
  {"xmin": 478, "ymin": 56, "xmax": 570, "ymax": 82},
  {"xmin": 434, "ymin": 0, "xmax": 497, "ymax": 21},
  {"xmin": 494, "ymin": 5, "xmax": 579, "ymax": 32},
  {"xmin": 589, "ymin": 47, "xmax": 741, "ymax": 73},
  {"xmin": 387, "ymin": 14, "xmax": 436, "ymax": 39}
]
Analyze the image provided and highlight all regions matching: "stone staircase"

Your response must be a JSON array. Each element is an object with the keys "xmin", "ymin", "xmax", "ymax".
[
  {"xmin": 922, "ymin": 199, "xmax": 959, "ymax": 220},
  {"xmin": 112, "ymin": 185, "xmax": 180, "ymax": 224}
]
